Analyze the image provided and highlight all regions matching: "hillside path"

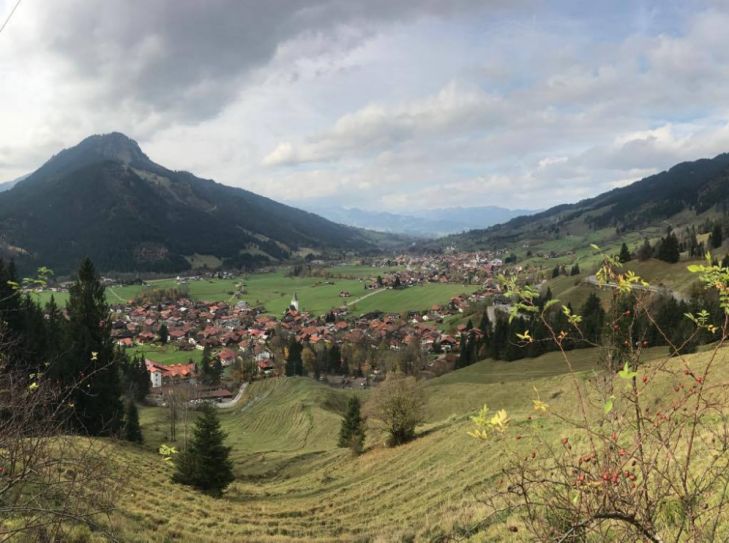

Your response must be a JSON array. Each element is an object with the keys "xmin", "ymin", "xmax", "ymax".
[{"xmin": 217, "ymin": 382, "xmax": 248, "ymax": 409}]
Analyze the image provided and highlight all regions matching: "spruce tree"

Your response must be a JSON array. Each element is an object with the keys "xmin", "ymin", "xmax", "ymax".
[
  {"xmin": 657, "ymin": 232, "xmax": 680, "ymax": 263},
  {"xmin": 580, "ymin": 292, "xmax": 605, "ymax": 345},
  {"xmin": 619, "ymin": 243, "xmax": 632, "ymax": 263},
  {"xmin": 173, "ymin": 403, "xmax": 234, "ymax": 497},
  {"xmin": 159, "ymin": 323, "xmax": 169, "ymax": 345},
  {"xmin": 58, "ymin": 258, "xmax": 123, "ymax": 436},
  {"xmin": 124, "ymin": 399, "xmax": 143, "ymax": 443},
  {"xmin": 637, "ymin": 238, "xmax": 653, "ymax": 261},
  {"xmin": 286, "ymin": 337, "xmax": 303, "ymax": 376},
  {"xmin": 710, "ymin": 223, "xmax": 723, "ymax": 249},
  {"xmin": 338, "ymin": 397, "xmax": 365, "ymax": 454}
]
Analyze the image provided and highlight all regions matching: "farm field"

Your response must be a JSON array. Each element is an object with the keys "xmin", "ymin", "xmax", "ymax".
[
  {"xmin": 96, "ymin": 344, "xmax": 729, "ymax": 542},
  {"xmin": 31, "ymin": 267, "xmax": 478, "ymax": 317}
]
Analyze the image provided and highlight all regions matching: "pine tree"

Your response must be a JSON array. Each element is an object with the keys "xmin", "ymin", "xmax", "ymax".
[
  {"xmin": 552, "ymin": 265, "xmax": 560, "ymax": 278},
  {"xmin": 456, "ymin": 333, "xmax": 469, "ymax": 369},
  {"xmin": 338, "ymin": 397, "xmax": 365, "ymax": 454},
  {"xmin": 710, "ymin": 223, "xmax": 723, "ymax": 249},
  {"xmin": 57, "ymin": 258, "xmax": 123, "ymax": 436},
  {"xmin": 619, "ymin": 242, "xmax": 632, "ymax": 263},
  {"xmin": 286, "ymin": 337, "xmax": 303, "ymax": 376},
  {"xmin": 124, "ymin": 399, "xmax": 143, "ymax": 443},
  {"xmin": 637, "ymin": 238, "xmax": 653, "ymax": 261},
  {"xmin": 198, "ymin": 346, "xmax": 214, "ymax": 384},
  {"xmin": 580, "ymin": 292, "xmax": 605, "ymax": 345},
  {"xmin": 159, "ymin": 323, "xmax": 169, "ymax": 344},
  {"xmin": 173, "ymin": 403, "xmax": 234, "ymax": 497},
  {"xmin": 570, "ymin": 263, "xmax": 580, "ymax": 276},
  {"xmin": 657, "ymin": 232, "xmax": 680, "ymax": 263}
]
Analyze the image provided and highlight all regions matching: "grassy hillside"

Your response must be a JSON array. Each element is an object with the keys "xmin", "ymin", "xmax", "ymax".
[{"xmin": 87, "ymin": 342, "xmax": 729, "ymax": 543}]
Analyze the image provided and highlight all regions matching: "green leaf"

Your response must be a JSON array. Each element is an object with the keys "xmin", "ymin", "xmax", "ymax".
[
  {"xmin": 618, "ymin": 362, "xmax": 637, "ymax": 381},
  {"xmin": 603, "ymin": 396, "xmax": 615, "ymax": 414}
]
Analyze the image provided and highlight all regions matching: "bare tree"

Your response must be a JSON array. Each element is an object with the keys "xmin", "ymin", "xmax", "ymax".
[
  {"xmin": 0, "ymin": 340, "xmax": 123, "ymax": 541},
  {"xmin": 464, "ymin": 253, "xmax": 729, "ymax": 542}
]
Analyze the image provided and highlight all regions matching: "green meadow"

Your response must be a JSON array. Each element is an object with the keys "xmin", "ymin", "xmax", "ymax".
[{"xmin": 32, "ymin": 267, "xmax": 477, "ymax": 317}]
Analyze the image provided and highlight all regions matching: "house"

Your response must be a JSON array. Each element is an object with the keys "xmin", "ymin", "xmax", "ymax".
[
  {"xmin": 145, "ymin": 359, "xmax": 196, "ymax": 388},
  {"xmin": 219, "ymin": 348, "xmax": 237, "ymax": 367}
]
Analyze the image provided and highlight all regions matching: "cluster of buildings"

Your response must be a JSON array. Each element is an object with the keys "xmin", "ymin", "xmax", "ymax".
[{"xmin": 106, "ymin": 252, "xmax": 512, "ymax": 393}]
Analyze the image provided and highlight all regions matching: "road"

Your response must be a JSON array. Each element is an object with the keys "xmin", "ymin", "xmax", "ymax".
[
  {"xmin": 216, "ymin": 382, "xmax": 248, "ymax": 408},
  {"xmin": 346, "ymin": 288, "xmax": 386, "ymax": 307},
  {"xmin": 583, "ymin": 275, "xmax": 687, "ymax": 302}
]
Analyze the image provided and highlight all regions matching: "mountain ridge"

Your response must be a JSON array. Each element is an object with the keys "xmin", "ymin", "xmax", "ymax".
[
  {"xmin": 438, "ymin": 152, "xmax": 729, "ymax": 251},
  {"xmin": 0, "ymin": 133, "xmax": 375, "ymax": 274}
]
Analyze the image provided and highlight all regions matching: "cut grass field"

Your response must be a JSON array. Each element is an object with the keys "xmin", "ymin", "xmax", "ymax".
[{"xmin": 93, "ymin": 343, "xmax": 729, "ymax": 542}]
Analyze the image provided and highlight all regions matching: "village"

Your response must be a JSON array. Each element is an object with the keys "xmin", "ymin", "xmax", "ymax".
[{"xmin": 105, "ymin": 252, "xmax": 510, "ymax": 401}]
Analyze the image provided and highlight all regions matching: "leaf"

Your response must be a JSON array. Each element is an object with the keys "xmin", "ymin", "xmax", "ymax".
[
  {"xmin": 590, "ymin": 244, "xmax": 600, "ymax": 251},
  {"xmin": 489, "ymin": 409, "xmax": 511, "ymax": 432},
  {"xmin": 533, "ymin": 399, "xmax": 549, "ymax": 413},
  {"xmin": 603, "ymin": 396, "xmax": 615, "ymax": 414},
  {"xmin": 618, "ymin": 362, "xmax": 638, "ymax": 381}
]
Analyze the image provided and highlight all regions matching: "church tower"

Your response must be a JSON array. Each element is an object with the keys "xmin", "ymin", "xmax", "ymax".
[{"xmin": 290, "ymin": 292, "xmax": 300, "ymax": 312}]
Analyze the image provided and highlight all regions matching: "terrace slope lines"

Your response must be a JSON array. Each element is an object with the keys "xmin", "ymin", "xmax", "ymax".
[{"xmin": 0, "ymin": 132, "xmax": 374, "ymax": 274}]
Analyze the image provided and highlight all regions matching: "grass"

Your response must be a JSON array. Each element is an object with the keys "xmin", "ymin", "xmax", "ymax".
[
  {"xmin": 127, "ymin": 344, "xmax": 203, "ymax": 365},
  {"xmin": 89, "ymin": 344, "xmax": 675, "ymax": 542},
  {"xmin": 32, "ymin": 268, "xmax": 477, "ymax": 318}
]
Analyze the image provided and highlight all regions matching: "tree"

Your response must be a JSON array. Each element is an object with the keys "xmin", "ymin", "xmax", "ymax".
[
  {"xmin": 173, "ymin": 403, "xmax": 234, "ymax": 497},
  {"xmin": 285, "ymin": 337, "xmax": 304, "ymax": 376},
  {"xmin": 198, "ymin": 346, "xmax": 211, "ymax": 383},
  {"xmin": 120, "ymin": 353, "xmax": 151, "ymax": 402},
  {"xmin": 710, "ymin": 223, "xmax": 723, "ymax": 249},
  {"xmin": 56, "ymin": 258, "xmax": 123, "ymax": 436},
  {"xmin": 124, "ymin": 399, "xmax": 143, "ymax": 443},
  {"xmin": 657, "ymin": 232, "xmax": 680, "ymax": 263},
  {"xmin": 365, "ymin": 374, "xmax": 425, "ymax": 446},
  {"xmin": 618, "ymin": 242, "xmax": 632, "ymax": 263},
  {"xmin": 302, "ymin": 345, "xmax": 318, "ymax": 377},
  {"xmin": 338, "ymin": 396, "xmax": 366, "ymax": 454},
  {"xmin": 467, "ymin": 254, "xmax": 729, "ymax": 542},
  {"xmin": 579, "ymin": 292, "xmax": 605, "ymax": 345},
  {"xmin": 158, "ymin": 323, "xmax": 169, "ymax": 345},
  {"xmin": 637, "ymin": 238, "xmax": 653, "ymax": 261},
  {"xmin": 552, "ymin": 265, "xmax": 560, "ymax": 278}
]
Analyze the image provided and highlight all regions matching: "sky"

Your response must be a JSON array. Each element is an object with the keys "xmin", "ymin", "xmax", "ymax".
[{"xmin": 1, "ymin": 0, "xmax": 729, "ymax": 212}]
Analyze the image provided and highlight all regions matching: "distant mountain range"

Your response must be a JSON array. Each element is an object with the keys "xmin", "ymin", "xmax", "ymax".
[
  {"xmin": 302, "ymin": 204, "xmax": 537, "ymax": 237},
  {"xmin": 0, "ymin": 133, "xmax": 376, "ymax": 274},
  {"xmin": 439, "ymin": 152, "xmax": 729, "ymax": 250}
]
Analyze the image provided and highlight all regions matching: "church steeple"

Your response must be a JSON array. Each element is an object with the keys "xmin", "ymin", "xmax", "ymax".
[{"xmin": 290, "ymin": 292, "xmax": 300, "ymax": 312}]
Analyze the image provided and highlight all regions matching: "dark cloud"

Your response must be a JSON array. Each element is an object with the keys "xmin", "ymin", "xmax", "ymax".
[{"xmin": 35, "ymin": 0, "xmax": 487, "ymax": 122}]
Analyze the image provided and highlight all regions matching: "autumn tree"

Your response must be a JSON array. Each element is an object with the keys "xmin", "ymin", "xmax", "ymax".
[{"xmin": 365, "ymin": 373, "xmax": 425, "ymax": 446}]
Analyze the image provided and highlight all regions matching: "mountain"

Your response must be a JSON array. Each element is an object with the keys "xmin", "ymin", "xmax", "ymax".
[
  {"xmin": 0, "ymin": 133, "xmax": 375, "ymax": 274},
  {"xmin": 303, "ymin": 204, "xmax": 536, "ymax": 237},
  {"xmin": 0, "ymin": 174, "xmax": 27, "ymax": 192},
  {"xmin": 439, "ymin": 152, "xmax": 729, "ymax": 251}
]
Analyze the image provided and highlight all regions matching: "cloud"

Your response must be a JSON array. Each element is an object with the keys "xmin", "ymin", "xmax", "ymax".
[{"xmin": 2, "ymin": 0, "xmax": 729, "ymax": 213}]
